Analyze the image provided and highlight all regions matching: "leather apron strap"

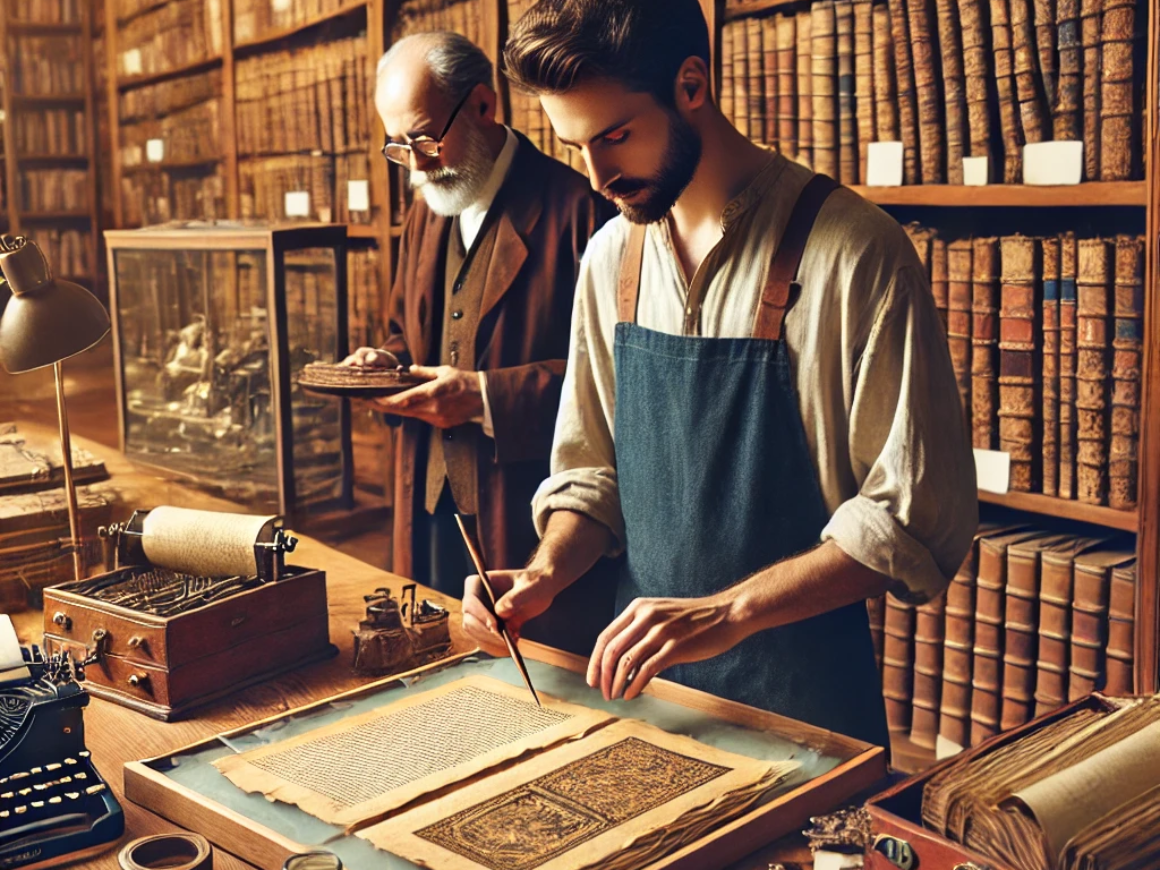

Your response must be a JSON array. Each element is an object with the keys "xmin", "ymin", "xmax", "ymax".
[{"xmin": 617, "ymin": 222, "xmax": 647, "ymax": 324}]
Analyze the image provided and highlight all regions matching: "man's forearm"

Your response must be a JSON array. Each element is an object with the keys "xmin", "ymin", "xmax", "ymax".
[
  {"xmin": 529, "ymin": 509, "xmax": 614, "ymax": 597},
  {"xmin": 727, "ymin": 541, "xmax": 894, "ymax": 636}
]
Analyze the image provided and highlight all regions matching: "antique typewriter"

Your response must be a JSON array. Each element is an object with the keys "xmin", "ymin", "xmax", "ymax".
[{"xmin": 0, "ymin": 620, "xmax": 124, "ymax": 869}]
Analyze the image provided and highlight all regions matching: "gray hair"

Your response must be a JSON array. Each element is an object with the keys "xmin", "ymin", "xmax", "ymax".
[{"xmin": 376, "ymin": 32, "xmax": 494, "ymax": 101}]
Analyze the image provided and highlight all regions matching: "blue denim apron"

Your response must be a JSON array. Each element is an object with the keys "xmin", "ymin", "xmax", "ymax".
[{"xmin": 612, "ymin": 175, "xmax": 889, "ymax": 747}]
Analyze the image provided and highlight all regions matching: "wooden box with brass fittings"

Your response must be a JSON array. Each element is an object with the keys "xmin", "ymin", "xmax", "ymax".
[{"xmin": 40, "ymin": 506, "xmax": 336, "ymax": 721}]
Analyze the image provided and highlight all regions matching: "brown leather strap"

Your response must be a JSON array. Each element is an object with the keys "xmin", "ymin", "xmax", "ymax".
[
  {"xmin": 754, "ymin": 173, "xmax": 840, "ymax": 341},
  {"xmin": 617, "ymin": 223, "xmax": 647, "ymax": 324}
]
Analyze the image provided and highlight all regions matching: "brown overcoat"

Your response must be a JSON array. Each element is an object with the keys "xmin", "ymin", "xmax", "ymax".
[{"xmin": 383, "ymin": 133, "xmax": 615, "ymax": 587}]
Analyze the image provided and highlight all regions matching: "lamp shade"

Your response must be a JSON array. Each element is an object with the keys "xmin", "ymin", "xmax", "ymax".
[{"xmin": 0, "ymin": 238, "xmax": 110, "ymax": 374}]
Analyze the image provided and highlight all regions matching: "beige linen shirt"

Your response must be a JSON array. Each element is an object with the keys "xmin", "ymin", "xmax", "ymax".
[{"xmin": 531, "ymin": 153, "xmax": 977, "ymax": 602}]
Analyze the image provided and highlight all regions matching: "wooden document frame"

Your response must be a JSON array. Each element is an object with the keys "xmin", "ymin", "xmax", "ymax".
[{"xmin": 124, "ymin": 642, "xmax": 887, "ymax": 870}]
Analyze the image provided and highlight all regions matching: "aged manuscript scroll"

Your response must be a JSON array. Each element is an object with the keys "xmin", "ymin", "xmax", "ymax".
[
  {"xmin": 214, "ymin": 676, "xmax": 613, "ymax": 827},
  {"xmin": 361, "ymin": 719, "xmax": 798, "ymax": 870}
]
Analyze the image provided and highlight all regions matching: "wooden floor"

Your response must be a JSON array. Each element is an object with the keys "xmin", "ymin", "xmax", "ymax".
[{"xmin": 0, "ymin": 341, "xmax": 395, "ymax": 569}]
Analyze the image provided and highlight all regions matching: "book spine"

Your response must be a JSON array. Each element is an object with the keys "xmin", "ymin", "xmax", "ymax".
[
  {"xmin": 763, "ymin": 17, "xmax": 780, "ymax": 148},
  {"xmin": 872, "ymin": 1, "xmax": 900, "ymax": 142},
  {"xmin": 961, "ymin": 0, "xmax": 994, "ymax": 173},
  {"xmin": 812, "ymin": 0, "xmax": 839, "ymax": 178},
  {"xmin": 932, "ymin": 235, "xmax": 950, "ymax": 333},
  {"xmin": 935, "ymin": 0, "xmax": 968, "ymax": 183},
  {"xmin": 948, "ymin": 239, "xmax": 975, "ymax": 433},
  {"xmin": 908, "ymin": 0, "xmax": 944, "ymax": 182},
  {"xmin": 734, "ymin": 17, "xmax": 751, "ymax": 140},
  {"xmin": 747, "ymin": 17, "xmax": 766, "ymax": 142},
  {"xmin": 998, "ymin": 235, "xmax": 1041, "ymax": 492},
  {"xmin": 1036, "ymin": 552, "xmax": 1073, "ymax": 715},
  {"xmin": 1041, "ymin": 237, "xmax": 1061, "ymax": 497},
  {"xmin": 868, "ymin": 594, "xmax": 887, "ymax": 670},
  {"xmin": 1054, "ymin": 0, "xmax": 1082, "ymax": 140},
  {"xmin": 911, "ymin": 594, "xmax": 947, "ymax": 750},
  {"xmin": 796, "ymin": 9, "xmax": 814, "ymax": 168},
  {"xmin": 1106, "ymin": 561, "xmax": 1135, "ymax": 693},
  {"xmin": 888, "ymin": 0, "xmax": 920, "ymax": 183},
  {"xmin": 1080, "ymin": 0, "xmax": 1103, "ymax": 179},
  {"xmin": 972, "ymin": 540, "xmax": 1007, "ymax": 744},
  {"xmin": 720, "ymin": 22, "xmax": 736, "ymax": 129},
  {"xmin": 972, "ymin": 237, "xmax": 1001, "ymax": 449},
  {"xmin": 1110, "ymin": 234, "xmax": 1143, "ymax": 509},
  {"xmin": 1059, "ymin": 232, "xmax": 1079, "ymax": 498},
  {"xmin": 1070, "ymin": 560, "xmax": 1111, "ymax": 700},
  {"xmin": 884, "ymin": 597, "xmax": 917, "ymax": 735},
  {"xmin": 776, "ymin": 14, "xmax": 799, "ymax": 159},
  {"xmin": 1010, "ymin": 0, "xmax": 1050, "ymax": 144},
  {"xmin": 1033, "ymin": 0, "xmax": 1058, "ymax": 111},
  {"xmin": 1001, "ymin": 545, "xmax": 1041, "ymax": 730},
  {"xmin": 990, "ymin": 0, "xmax": 1026, "ymax": 182},
  {"xmin": 1099, "ymin": 0, "xmax": 1138, "ymax": 179},
  {"xmin": 853, "ymin": 0, "xmax": 876, "ymax": 181},
  {"xmin": 940, "ymin": 542, "xmax": 980, "ymax": 749},
  {"xmin": 836, "ymin": 0, "xmax": 858, "ymax": 183},
  {"xmin": 1076, "ymin": 238, "xmax": 1112, "ymax": 505}
]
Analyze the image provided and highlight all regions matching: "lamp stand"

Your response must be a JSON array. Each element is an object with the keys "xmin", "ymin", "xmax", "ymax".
[{"xmin": 53, "ymin": 359, "xmax": 85, "ymax": 583}]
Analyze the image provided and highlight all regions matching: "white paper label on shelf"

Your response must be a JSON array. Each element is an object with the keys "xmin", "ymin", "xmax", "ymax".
[
  {"xmin": 974, "ymin": 448, "xmax": 1011, "ymax": 494},
  {"xmin": 865, "ymin": 141, "xmax": 904, "ymax": 187},
  {"xmin": 146, "ymin": 139, "xmax": 165, "ymax": 163},
  {"xmin": 272, "ymin": 0, "xmax": 293, "ymax": 11},
  {"xmin": 124, "ymin": 48, "xmax": 143, "ymax": 76},
  {"xmin": 1023, "ymin": 141, "xmax": 1083, "ymax": 186},
  {"xmin": 814, "ymin": 851, "xmax": 864, "ymax": 870},
  {"xmin": 348, "ymin": 179, "xmax": 370, "ymax": 212},
  {"xmin": 936, "ymin": 735, "xmax": 965, "ymax": 761},
  {"xmin": 285, "ymin": 191, "xmax": 311, "ymax": 217},
  {"xmin": 318, "ymin": 206, "xmax": 333, "ymax": 223},
  {"xmin": 963, "ymin": 156, "xmax": 989, "ymax": 186}
]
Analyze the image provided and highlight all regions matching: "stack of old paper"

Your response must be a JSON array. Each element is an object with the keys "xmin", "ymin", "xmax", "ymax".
[
  {"xmin": 215, "ymin": 675, "xmax": 798, "ymax": 870},
  {"xmin": 921, "ymin": 696, "xmax": 1160, "ymax": 870}
]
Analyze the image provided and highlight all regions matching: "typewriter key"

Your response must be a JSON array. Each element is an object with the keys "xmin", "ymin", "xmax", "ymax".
[
  {"xmin": 30, "ymin": 767, "xmax": 42, "ymax": 775},
  {"xmin": 14, "ymin": 805, "xmax": 26, "ymax": 814},
  {"xmin": 0, "ymin": 810, "xmax": 7, "ymax": 819},
  {"xmin": 18, "ymin": 788, "xmax": 31, "ymax": 796},
  {"xmin": 65, "ymin": 792, "xmax": 80, "ymax": 800},
  {"xmin": 79, "ymin": 751, "xmax": 90, "ymax": 759},
  {"xmin": 49, "ymin": 796, "xmax": 62, "ymax": 804},
  {"xmin": 85, "ymin": 784, "xmax": 106, "ymax": 795},
  {"xmin": 46, "ymin": 763, "xmax": 61, "ymax": 771},
  {"xmin": 74, "ymin": 772, "xmax": 87, "ymax": 780},
  {"xmin": 64, "ymin": 758, "xmax": 77, "ymax": 765},
  {"xmin": 2, "ymin": 791, "xmax": 12, "ymax": 799},
  {"xmin": 31, "ymin": 801, "xmax": 44, "ymax": 809}
]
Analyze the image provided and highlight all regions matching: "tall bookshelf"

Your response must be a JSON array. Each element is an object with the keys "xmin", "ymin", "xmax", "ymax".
[{"xmin": 0, "ymin": 0, "xmax": 101, "ymax": 296}]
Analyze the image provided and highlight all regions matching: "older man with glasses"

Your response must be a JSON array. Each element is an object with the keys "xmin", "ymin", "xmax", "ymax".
[{"xmin": 344, "ymin": 31, "xmax": 616, "ymax": 653}]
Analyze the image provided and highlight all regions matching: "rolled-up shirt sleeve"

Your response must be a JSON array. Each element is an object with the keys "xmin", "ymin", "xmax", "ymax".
[
  {"xmin": 531, "ymin": 232, "xmax": 626, "ymax": 552},
  {"xmin": 820, "ymin": 264, "xmax": 978, "ymax": 604}
]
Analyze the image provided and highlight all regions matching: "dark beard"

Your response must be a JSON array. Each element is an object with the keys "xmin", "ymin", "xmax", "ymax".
[{"xmin": 606, "ymin": 114, "xmax": 702, "ymax": 224}]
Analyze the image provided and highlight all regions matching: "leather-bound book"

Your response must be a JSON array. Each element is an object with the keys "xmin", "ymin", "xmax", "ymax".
[
  {"xmin": 1033, "ymin": 0, "xmax": 1057, "ymax": 110},
  {"xmin": 1059, "ymin": 232, "xmax": 1079, "ymax": 499},
  {"xmin": 884, "ymin": 596, "xmax": 917, "ymax": 734},
  {"xmin": 1106, "ymin": 559, "xmax": 1136, "ymax": 694},
  {"xmin": 888, "ymin": 0, "xmax": 920, "ymax": 183},
  {"xmin": 1110, "ymin": 234, "xmax": 1143, "ymax": 509},
  {"xmin": 732, "ymin": 18, "xmax": 751, "ymax": 139},
  {"xmin": 762, "ymin": 17, "xmax": 779, "ymax": 147},
  {"xmin": 1001, "ymin": 534, "xmax": 1074, "ymax": 731},
  {"xmin": 941, "ymin": 534, "xmax": 984, "ymax": 751},
  {"xmin": 796, "ymin": 9, "xmax": 814, "ymax": 167},
  {"xmin": 1053, "ymin": 0, "xmax": 1082, "ymax": 140},
  {"xmin": 720, "ymin": 22, "xmax": 736, "ymax": 128},
  {"xmin": 811, "ymin": 0, "xmax": 839, "ymax": 178},
  {"xmin": 747, "ymin": 17, "xmax": 766, "ymax": 141},
  {"xmin": 972, "ymin": 528, "xmax": 1041, "ymax": 745},
  {"xmin": 989, "ymin": 0, "xmax": 1025, "ymax": 182},
  {"xmin": 911, "ymin": 592, "xmax": 947, "ymax": 750},
  {"xmin": 932, "ymin": 235, "xmax": 949, "ymax": 333},
  {"xmin": 776, "ymin": 14, "xmax": 798, "ymax": 159},
  {"xmin": 1076, "ymin": 238, "xmax": 1112, "ymax": 506},
  {"xmin": 961, "ymin": 0, "xmax": 994, "ymax": 175},
  {"xmin": 1041, "ymin": 236, "xmax": 1061, "ymax": 497},
  {"xmin": 1035, "ymin": 534, "xmax": 1112, "ymax": 715},
  {"xmin": 948, "ymin": 239, "xmax": 974, "ymax": 430},
  {"xmin": 1099, "ymin": 0, "xmax": 1138, "ymax": 179},
  {"xmin": 1070, "ymin": 543, "xmax": 1135, "ymax": 699},
  {"xmin": 907, "ymin": 0, "xmax": 944, "ymax": 182},
  {"xmin": 972, "ymin": 237, "xmax": 1001, "ymax": 449},
  {"xmin": 1010, "ymin": 0, "xmax": 1049, "ymax": 144},
  {"xmin": 835, "ymin": 0, "xmax": 858, "ymax": 183},
  {"xmin": 868, "ymin": 593, "xmax": 886, "ymax": 671},
  {"xmin": 935, "ymin": 0, "xmax": 968, "ymax": 183},
  {"xmin": 1080, "ymin": 0, "xmax": 1103, "ymax": 179},
  {"xmin": 872, "ymin": 1, "xmax": 900, "ymax": 143},
  {"xmin": 853, "ymin": 0, "xmax": 876, "ymax": 181},
  {"xmin": 998, "ymin": 235, "xmax": 1042, "ymax": 492}
]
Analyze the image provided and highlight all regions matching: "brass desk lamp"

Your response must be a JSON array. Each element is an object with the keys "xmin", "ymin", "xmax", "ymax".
[{"xmin": 0, "ymin": 235, "xmax": 111, "ymax": 582}]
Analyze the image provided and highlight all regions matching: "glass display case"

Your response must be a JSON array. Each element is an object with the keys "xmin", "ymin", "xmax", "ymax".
[{"xmin": 104, "ymin": 223, "xmax": 352, "ymax": 516}]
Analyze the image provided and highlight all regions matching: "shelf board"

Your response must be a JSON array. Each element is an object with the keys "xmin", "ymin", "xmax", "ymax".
[
  {"xmin": 850, "ymin": 181, "xmax": 1147, "ymax": 207},
  {"xmin": 7, "ymin": 20, "xmax": 83, "ymax": 34},
  {"xmin": 18, "ymin": 210, "xmax": 92, "ymax": 221},
  {"xmin": 233, "ymin": 0, "xmax": 369, "ymax": 53},
  {"xmin": 118, "ymin": 56, "xmax": 223, "ymax": 92},
  {"xmin": 979, "ymin": 489, "xmax": 1139, "ymax": 532},
  {"xmin": 346, "ymin": 224, "xmax": 381, "ymax": 238},
  {"xmin": 121, "ymin": 158, "xmax": 220, "ymax": 173},
  {"xmin": 10, "ymin": 93, "xmax": 87, "ymax": 106}
]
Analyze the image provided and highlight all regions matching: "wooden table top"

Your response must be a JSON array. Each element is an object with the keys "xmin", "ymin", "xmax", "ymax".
[{"xmin": 5, "ymin": 422, "xmax": 815, "ymax": 870}]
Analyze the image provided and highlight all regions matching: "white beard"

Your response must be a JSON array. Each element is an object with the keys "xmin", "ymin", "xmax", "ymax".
[{"xmin": 410, "ymin": 123, "xmax": 494, "ymax": 217}]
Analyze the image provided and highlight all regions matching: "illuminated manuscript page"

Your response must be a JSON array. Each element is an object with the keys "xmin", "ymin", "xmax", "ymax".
[
  {"xmin": 361, "ymin": 718, "xmax": 799, "ymax": 870},
  {"xmin": 214, "ymin": 675, "xmax": 613, "ymax": 827}
]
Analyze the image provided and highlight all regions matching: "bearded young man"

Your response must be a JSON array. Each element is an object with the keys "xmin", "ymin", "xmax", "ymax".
[
  {"xmin": 462, "ymin": 0, "xmax": 977, "ymax": 746},
  {"xmin": 344, "ymin": 33, "xmax": 616, "ymax": 651}
]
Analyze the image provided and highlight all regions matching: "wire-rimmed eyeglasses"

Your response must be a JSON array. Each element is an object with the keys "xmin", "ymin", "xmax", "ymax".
[{"xmin": 381, "ymin": 88, "xmax": 474, "ymax": 166}]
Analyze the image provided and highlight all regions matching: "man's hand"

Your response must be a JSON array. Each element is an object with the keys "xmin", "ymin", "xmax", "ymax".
[
  {"xmin": 372, "ymin": 364, "xmax": 483, "ymax": 428},
  {"xmin": 341, "ymin": 347, "xmax": 400, "ymax": 368},
  {"xmin": 462, "ymin": 568, "xmax": 559, "ymax": 656},
  {"xmin": 587, "ymin": 593, "xmax": 749, "ymax": 702}
]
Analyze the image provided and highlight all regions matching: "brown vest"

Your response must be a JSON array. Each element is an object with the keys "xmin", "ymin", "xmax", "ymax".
[{"xmin": 424, "ymin": 215, "xmax": 500, "ymax": 515}]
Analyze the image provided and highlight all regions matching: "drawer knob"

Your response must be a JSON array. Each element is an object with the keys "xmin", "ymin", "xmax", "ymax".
[
  {"xmin": 52, "ymin": 612, "xmax": 71, "ymax": 629},
  {"xmin": 128, "ymin": 636, "xmax": 144, "ymax": 649},
  {"xmin": 127, "ymin": 674, "xmax": 149, "ymax": 688}
]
